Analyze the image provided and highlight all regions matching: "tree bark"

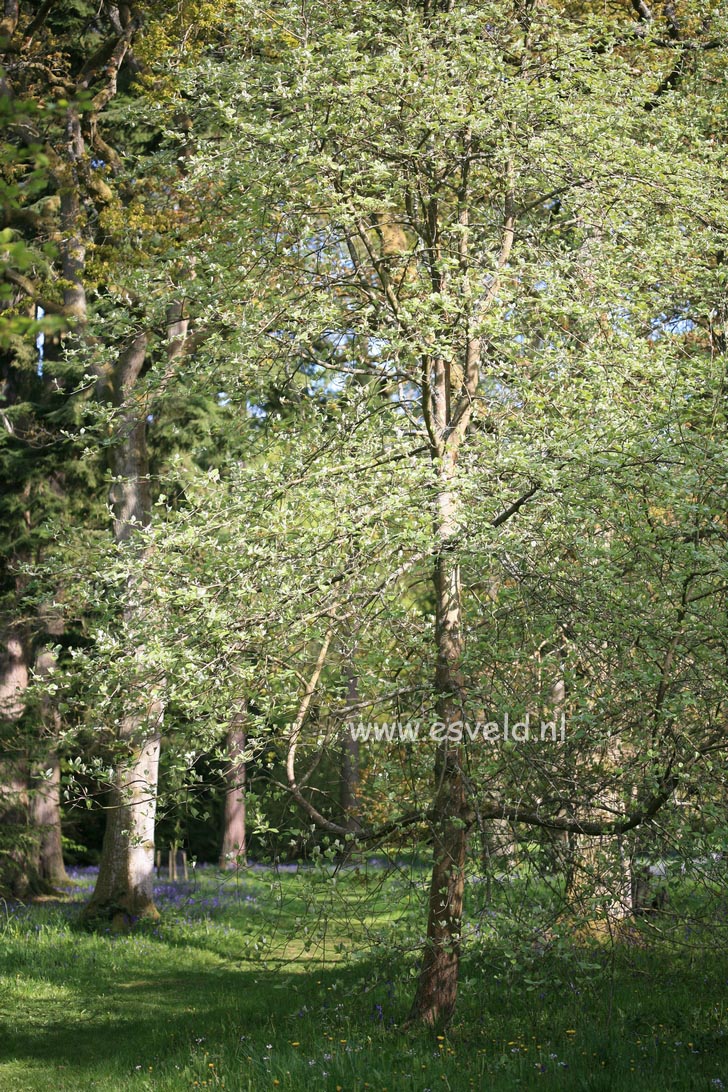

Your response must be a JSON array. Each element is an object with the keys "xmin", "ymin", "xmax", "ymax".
[
  {"xmin": 409, "ymin": 467, "xmax": 469, "ymax": 1027},
  {"xmin": 408, "ymin": 159, "xmax": 513, "ymax": 1023},
  {"xmin": 83, "ymin": 333, "xmax": 162, "ymax": 925},
  {"xmin": 29, "ymin": 647, "xmax": 68, "ymax": 887},
  {"xmin": 219, "ymin": 711, "xmax": 247, "ymax": 869},
  {"xmin": 0, "ymin": 632, "xmax": 61, "ymax": 895},
  {"xmin": 340, "ymin": 662, "xmax": 361, "ymax": 832},
  {"xmin": 83, "ymin": 728, "xmax": 161, "ymax": 923},
  {"xmin": 29, "ymin": 750, "xmax": 67, "ymax": 887},
  {"xmin": 0, "ymin": 631, "xmax": 31, "ymax": 896}
]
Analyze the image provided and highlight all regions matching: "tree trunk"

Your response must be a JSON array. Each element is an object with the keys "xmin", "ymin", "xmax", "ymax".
[
  {"xmin": 83, "ymin": 333, "xmax": 163, "ymax": 925},
  {"xmin": 219, "ymin": 712, "xmax": 247, "ymax": 869},
  {"xmin": 29, "ymin": 647, "xmax": 68, "ymax": 887},
  {"xmin": 29, "ymin": 751, "xmax": 67, "ymax": 887},
  {"xmin": 84, "ymin": 729, "xmax": 161, "ymax": 924},
  {"xmin": 0, "ymin": 631, "xmax": 34, "ymax": 897},
  {"xmin": 406, "ymin": 141, "xmax": 513, "ymax": 1025},
  {"xmin": 409, "ymin": 473, "xmax": 469, "ymax": 1027},
  {"xmin": 340, "ymin": 662, "xmax": 361, "ymax": 832}
]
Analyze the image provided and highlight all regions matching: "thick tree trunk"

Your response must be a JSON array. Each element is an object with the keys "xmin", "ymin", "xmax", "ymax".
[
  {"xmin": 29, "ymin": 647, "xmax": 67, "ymax": 887},
  {"xmin": 219, "ymin": 713, "xmax": 247, "ymax": 869},
  {"xmin": 84, "ymin": 727, "xmax": 161, "ymax": 924},
  {"xmin": 84, "ymin": 333, "xmax": 163, "ymax": 925},
  {"xmin": 0, "ymin": 636, "xmax": 60, "ymax": 897},
  {"xmin": 29, "ymin": 751, "xmax": 67, "ymax": 887},
  {"xmin": 0, "ymin": 632, "xmax": 28, "ymax": 721},
  {"xmin": 0, "ymin": 631, "xmax": 34, "ymax": 897},
  {"xmin": 0, "ymin": 769, "xmax": 33, "ymax": 897},
  {"xmin": 409, "ymin": 477, "xmax": 469, "ymax": 1027},
  {"xmin": 1, "ymin": 633, "xmax": 68, "ymax": 893}
]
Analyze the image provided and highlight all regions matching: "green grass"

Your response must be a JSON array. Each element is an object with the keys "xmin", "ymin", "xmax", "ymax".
[{"xmin": 1, "ymin": 864, "xmax": 728, "ymax": 1090}]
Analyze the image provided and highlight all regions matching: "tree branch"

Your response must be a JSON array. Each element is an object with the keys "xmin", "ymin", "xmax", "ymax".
[
  {"xmin": 2, "ymin": 268, "xmax": 69, "ymax": 316},
  {"xmin": 491, "ymin": 482, "xmax": 541, "ymax": 527},
  {"xmin": 285, "ymin": 629, "xmax": 336, "ymax": 829}
]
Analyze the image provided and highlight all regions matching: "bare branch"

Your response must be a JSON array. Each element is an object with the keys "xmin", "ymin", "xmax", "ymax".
[
  {"xmin": 285, "ymin": 629, "xmax": 336, "ymax": 828},
  {"xmin": 491, "ymin": 482, "xmax": 541, "ymax": 527}
]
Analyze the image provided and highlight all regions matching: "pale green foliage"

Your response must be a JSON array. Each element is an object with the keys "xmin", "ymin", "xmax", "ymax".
[{"xmin": 34, "ymin": 1, "xmax": 728, "ymax": 862}]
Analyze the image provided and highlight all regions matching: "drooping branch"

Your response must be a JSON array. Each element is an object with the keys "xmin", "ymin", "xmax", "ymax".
[
  {"xmin": 479, "ymin": 766, "xmax": 678, "ymax": 836},
  {"xmin": 285, "ymin": 628, "xmax": 338, "ymax": 830}
]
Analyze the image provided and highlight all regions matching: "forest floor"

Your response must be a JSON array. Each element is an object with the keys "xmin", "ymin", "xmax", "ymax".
[{"xmin": 1, "ymin": 862, "xmax": 727, "ymax": 1090}]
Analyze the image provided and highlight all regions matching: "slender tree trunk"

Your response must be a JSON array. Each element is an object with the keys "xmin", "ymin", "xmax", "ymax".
[
  {"xmin": 340, "ymin": 662, "xmax": 361, "ymax": 832},
  {"xmin": 566, "ymin": 832, "xmax": 635, "ymax": 924},
  {"xmin": 409, "ymin": 471, "xmax": 469, "ymax": 1027},
  {"xmin": 219, "ymin": 711, "xmax": 247, "ymax": 869}
]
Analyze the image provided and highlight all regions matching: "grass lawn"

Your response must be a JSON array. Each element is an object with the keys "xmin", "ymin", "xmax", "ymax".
[{"xmin": 1, "ymin": 862, "xmax": 727, "ymax": 1090}]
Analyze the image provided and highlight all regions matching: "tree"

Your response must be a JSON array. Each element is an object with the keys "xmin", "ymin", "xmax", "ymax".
[
  {"xmin": 12, "ymin": 0, "xmax": 725, "ymax": 1032},
  {"xmin": 219, "ymin": 708, "xmax": 247, "ymax": 868},
  {"xmin": 0, "ymin": 0, "xmax": 208, "ymax": 915},
  {"xmin": 159, "ymin": 0, "xmax": 726, "ymax": 1024}
]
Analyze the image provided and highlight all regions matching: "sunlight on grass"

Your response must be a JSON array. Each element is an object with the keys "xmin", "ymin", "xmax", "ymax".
[{"xmin": 1, "ymin": 865, "xmax": 728, "ymax": 1090}]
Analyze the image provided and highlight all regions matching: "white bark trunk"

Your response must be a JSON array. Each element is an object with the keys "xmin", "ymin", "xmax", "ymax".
[{"xmin": 84, "ymin": 724, "xmax": 161, "ymax": 924}]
